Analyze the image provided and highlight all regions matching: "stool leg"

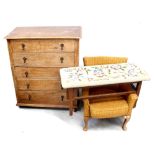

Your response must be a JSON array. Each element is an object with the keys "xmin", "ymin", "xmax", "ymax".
[
  {"xmin": 83, "ymin": 116, "xmax": 89, "ymax": 131},
  {"xmin": 122, "ymin": 116, "xmax": 130, "ymax": 131}
]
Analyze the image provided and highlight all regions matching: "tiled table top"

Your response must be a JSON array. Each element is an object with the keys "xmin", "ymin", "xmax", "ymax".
[{"xmin": 60, "ymin": 63, "xmax": 150, "ymax": 89}]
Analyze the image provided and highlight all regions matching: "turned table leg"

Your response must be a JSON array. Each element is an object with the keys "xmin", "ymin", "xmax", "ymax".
[{"xmin": 67, "ymin": 88, "xmax": 75, "ymax": 116}]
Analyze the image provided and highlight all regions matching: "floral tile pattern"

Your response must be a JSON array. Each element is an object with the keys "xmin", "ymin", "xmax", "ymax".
[{"xmin": 60, "ymin": 63, "xmax": 150, "ymax": 88}]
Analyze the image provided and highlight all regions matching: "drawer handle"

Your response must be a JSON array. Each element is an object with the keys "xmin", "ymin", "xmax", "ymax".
[
  {"xmin": 60, "ymin": 43, "xmax": 64, "ymax": 50},
  {"xmin": 60, "ymin": 57, "xmax": 64, "ymax": 63},
  {"xmin": 21, "ymin": 44, "xmax": 25, "ymax": 50},
  {"xmin": 61, "ymin": 95, "xmax": 64, "ymax": 101},
  {"xmin": 28, "ymin": 94, "xmax": 31, "ymax": 101},
  {"xmin": 26, "ymin": 83, "xmax": 30, "ymax": 89},
  {"xmin": 25, "ymin": 71, "xmax": 28, "ymax": 78},
  {"xmin": 23, "ymin": 57, "xmax": 27, "ymax": 63}
]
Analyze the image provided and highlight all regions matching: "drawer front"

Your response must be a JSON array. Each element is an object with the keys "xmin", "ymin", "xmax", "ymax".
[
  {"xmin": 10, "ymin": 40, "xmax": 40, "ymax": 52},
  {"xmin": 11, "ymin": 39, "xmax": 75, "ymax": 52},
  {"xmin": 17, "ymin": 91, "xmax": 67, "ymax": 105},
  {"xmin": 16, "ymin": 79, "xmax": 64, "ymax": 91},
  {"xmin": 13, "ymin": 53, "xmax": 75, "ymax": 67},
  {"xmin": 14, "ymin": 67, "xmax": 61, "ymax": 79},
  {"xmin": 39, "ymin": 40, "xmax": 75, "ymax": 52}
]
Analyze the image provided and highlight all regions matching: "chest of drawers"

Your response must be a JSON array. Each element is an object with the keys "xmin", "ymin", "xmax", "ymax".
[{"xmin": 6, "ymin": 26, "xmax": 81, "ymax": 109}]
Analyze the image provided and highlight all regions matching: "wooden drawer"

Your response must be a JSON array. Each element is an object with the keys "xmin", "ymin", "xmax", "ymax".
[
  {"xmin": 17, "ymin": 91, "xmax": 68, "ymax": 105},
  {"xmin": 39, "ymin": 40, "xmax": 75, "ymax": 52},
  {"xmin": 10, "ymin": 39, "xmax": 75, "ymax": 52},
  {"xmin": 16, "ymin": 79, "xmax": 64, "ymax": 91},
  {"xmin": 10, "ymin": 40, "xmax": 40, "ymax": 52},
  {"xmin": 14, "ymin": 67, "xmax": 61, "ymax": 79},
  {"xmin": 13, "ymin": 52, "xmax": 75, "ymax": 67}
]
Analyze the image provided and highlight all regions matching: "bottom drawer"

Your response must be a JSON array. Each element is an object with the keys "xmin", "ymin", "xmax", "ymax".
[{"xmin": 17, "ymin": 91, "xmax": 68, "ymax": 106}]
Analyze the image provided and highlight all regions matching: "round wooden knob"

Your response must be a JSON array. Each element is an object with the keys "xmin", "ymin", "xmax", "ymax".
[
  {"xmin": 61, "ymin": 95, "xmax": 64, "ymax": 101},
  {"xmin": 25, "ymin": 71, "xmax": 28, "ymax": 78},
  {"xmin": 21, "ymin": 43, "xmax": 25, "ymax": 50},
  {"xmin": 28, "ymin": 94, "xmax": 31, "ymax": 101},
  {"xmin": 60, "ymin": 43, "xmax": 64, "ymax": 50},
  {"xmin": 60, "ymin": 57, "xmax": 64, "ymax": 63},
  {"xmin": 23, "ymin": 57, "xmax": 27, "ymax": 63},
  {"xmin": 26, "ymin": 83, "xmax": 30, "ymax": 89}
]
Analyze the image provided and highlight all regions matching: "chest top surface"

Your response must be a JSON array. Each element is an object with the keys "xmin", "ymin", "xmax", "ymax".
[
  {"xmin": 6, "ymin": 26, "xmax": 81, "ymax": 39},
  {"xmin": 60, "ymin": 63, "xmax": 150, "ymax": 88}
]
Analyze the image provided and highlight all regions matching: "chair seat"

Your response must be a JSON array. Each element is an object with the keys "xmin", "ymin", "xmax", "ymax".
[{"xmin": 90, "ymin": 99, "xmax": 129, "ymax": 118}]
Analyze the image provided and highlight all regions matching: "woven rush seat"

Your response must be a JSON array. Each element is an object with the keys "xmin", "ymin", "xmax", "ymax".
[{"xmin": 90, "ymin": 99, "xmax": 128, "ymax": 118}]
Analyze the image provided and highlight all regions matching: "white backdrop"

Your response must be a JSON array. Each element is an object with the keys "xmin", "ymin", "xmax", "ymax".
[{"xmin": 0, "ymin": 0, "xmax": 154, "ymax": 155}]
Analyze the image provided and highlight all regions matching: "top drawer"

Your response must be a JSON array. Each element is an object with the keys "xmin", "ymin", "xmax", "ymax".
[{"xmin": 10, "ymin": 39, "xmax": 75, "ymax": 52}]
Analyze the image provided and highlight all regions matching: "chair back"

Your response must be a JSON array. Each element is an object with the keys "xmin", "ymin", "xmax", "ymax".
[{"xmin": 83, "ymin": 56, "xmax": 128, "ymax": 66}]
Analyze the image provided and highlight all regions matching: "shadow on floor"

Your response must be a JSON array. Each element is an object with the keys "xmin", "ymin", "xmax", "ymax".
[
  {"xmin": 48, "ymin": 108, "xmax": 124, "ymax": 131},
  {"xmin": 18, "ymin": 106, "xmax": 124, "ymax": 131}
]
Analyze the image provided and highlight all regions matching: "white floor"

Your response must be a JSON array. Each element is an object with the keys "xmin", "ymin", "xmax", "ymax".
[
  {"xmin": 1, "ymin": 0, "xmax": 155, "ymax": 154},
  {"xmin": 0, "ymin": 79, "xmax": 155, "ymax": 155}
]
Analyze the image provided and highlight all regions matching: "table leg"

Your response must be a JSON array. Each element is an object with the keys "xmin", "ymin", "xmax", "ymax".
[
  {"xmin": 67, "ymin": 88, "xmax": 74, "ymax": 116},
  {"xmin": 136, "ymin": 81, "xmax": 142, "ymax": 96},
  {"xmin": 134, "ymin": 81, "xmax": 142, "ymax": 107}
]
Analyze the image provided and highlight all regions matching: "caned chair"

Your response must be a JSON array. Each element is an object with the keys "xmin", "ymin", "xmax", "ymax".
[{"xmin": 83, "ymin": 56, "xmax": 138, "ymax": 131}]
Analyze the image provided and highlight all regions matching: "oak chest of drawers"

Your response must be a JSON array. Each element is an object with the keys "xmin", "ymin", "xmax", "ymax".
[{"xmin": 6, "ymin": 26, "xmax": 81, "ymax": 109}]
